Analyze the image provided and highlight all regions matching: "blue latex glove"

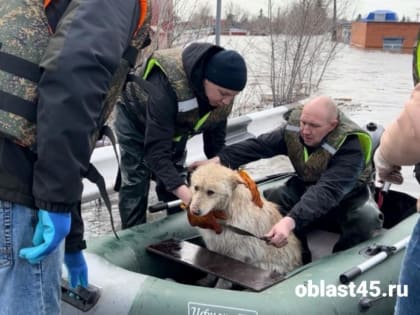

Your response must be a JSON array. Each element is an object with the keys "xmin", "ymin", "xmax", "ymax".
[
  {"xmin": 65, "ymin": 251, "xmax": 88, "ymax": 288},
  {"xmin": 19, "ymin": 209, "xmax": 71, "ymax": 264}
]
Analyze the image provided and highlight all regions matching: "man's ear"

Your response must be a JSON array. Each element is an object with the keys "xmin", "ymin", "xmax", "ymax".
[{"xmin": 329, "ymin": 119, "xmax": 339, "ymax": 132}]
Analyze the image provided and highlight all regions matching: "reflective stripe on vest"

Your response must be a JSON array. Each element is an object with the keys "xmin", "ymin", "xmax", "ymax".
[
  {"xmin": 142, "ymin": 57, "xmax": 211, "ymax": 142},
  {"xmin": 287, "ymin": 124, "xmax": 372, "ymax": 165},
  {"xmin": 286, "ymin": 124, "xmax": 372, "ymax": 167},
  {"xmin": 173, "ymin": 112, "xmax": 210, "ymax": 142}
]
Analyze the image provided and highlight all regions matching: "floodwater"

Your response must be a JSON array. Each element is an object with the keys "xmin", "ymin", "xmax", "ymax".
[{"xmin": 82, "ymin": 42, "xmax": 417, "ymax": 240}]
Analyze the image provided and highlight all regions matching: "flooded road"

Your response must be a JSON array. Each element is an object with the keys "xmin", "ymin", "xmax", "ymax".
[{"xmin": 82, "ymin": 42, "xmax": 417, "ymax": 240}]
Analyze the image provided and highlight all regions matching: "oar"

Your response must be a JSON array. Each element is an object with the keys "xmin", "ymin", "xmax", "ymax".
[
  {"xmin": 339, "ymin": 235, "xmax": 411, "ymax": 284},
  {"xmin": 148, "ymin": 171, "xmax": 296, "ymax": 212}
]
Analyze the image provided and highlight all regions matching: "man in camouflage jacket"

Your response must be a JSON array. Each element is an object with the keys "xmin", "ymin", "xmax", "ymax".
[
  {"xmin": 193, "ymin": 96, "xmax": 383, "ymax": 262},
  {"xmin": 115, "ymin": 42, "xmax": 247, "ymax": 228}
]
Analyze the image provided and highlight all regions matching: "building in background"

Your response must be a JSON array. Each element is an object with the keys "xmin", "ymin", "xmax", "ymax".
[
  {"xmin": 336, "ymin": 20, "xmax": 352, "ymax": 43},
  {"xmin": 350, "ymin": 10, "xmax": 420, "ymax": 51}
]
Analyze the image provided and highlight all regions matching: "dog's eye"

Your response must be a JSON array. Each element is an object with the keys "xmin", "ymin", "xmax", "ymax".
[
  {"xmin": 193, "ymin": 185, "xmax": 199, "ymax": 191},
  {"xmin": 206, "ymin": 190, "xmax": 214, "ymax": 196}
]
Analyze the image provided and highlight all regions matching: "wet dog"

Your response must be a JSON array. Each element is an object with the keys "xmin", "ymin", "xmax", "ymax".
[{"xmin": 189, "ymin": 163, "xmax": 302, "ymax": 287}]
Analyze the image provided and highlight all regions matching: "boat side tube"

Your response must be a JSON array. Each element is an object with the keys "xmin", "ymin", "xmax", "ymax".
[{"xmin": 339, "ymin": 235, "xmax": 411, "ymax": 284}]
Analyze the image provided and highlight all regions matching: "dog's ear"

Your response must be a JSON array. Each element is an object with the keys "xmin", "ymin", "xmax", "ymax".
[{"xmin": 233, "ymin": 172, "xmax": 246, "ymax": 186}]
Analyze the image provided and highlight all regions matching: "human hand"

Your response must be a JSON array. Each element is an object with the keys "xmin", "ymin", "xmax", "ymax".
[
  {"xmin": 172, "ymin": 184, "xmax": 192, "ymax": 206},
  {"xmin": 373, "ymin": 149, "xmax": 403, "ymax": 185},
  {"xmin": 19, "ymin": 209, "xmax": 71, "ymax": 264},
  {"xmin": 188, "ymin": 156, "xmax": 220, "ymax": 172},
  {"xmin": 264, "ymin": 217, "xmax": 295, "ymax": 248},
  {"xmin": 64, "ymin": 251, "xmax": 88, "ymax": 288}
]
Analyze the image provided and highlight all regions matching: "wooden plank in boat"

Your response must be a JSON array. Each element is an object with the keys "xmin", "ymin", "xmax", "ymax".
[{"xmin": 146, "ymin": 239, "xmax": 284, "ymax": 292}]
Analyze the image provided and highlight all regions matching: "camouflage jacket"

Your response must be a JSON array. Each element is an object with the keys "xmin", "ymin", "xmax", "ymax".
[
  {"xmin": 0, "ymin": 0, "xmax": 149, "ymax": 251},
  {"xmin": 284, "ymin": 106, "xmax": 373, "ymax": 183},
  {"xmin": 119, "ymin": 43, "xmax": 233, "ymax": 192}
]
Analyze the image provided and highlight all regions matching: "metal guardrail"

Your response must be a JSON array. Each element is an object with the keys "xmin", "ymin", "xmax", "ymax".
[{"xmin": 82, "ymin": 105, "xmax": 289, "ymax": 203}]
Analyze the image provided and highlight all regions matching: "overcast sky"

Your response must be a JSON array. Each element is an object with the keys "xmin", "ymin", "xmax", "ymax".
[{"xmin": 190, "ymin": 0, "xmax": 420, "ymax": 21}]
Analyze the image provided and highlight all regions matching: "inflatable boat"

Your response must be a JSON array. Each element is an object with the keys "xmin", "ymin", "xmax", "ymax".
[{"xmin": 61, "ymin": 171, "xmax": 418, "ymax": 315}]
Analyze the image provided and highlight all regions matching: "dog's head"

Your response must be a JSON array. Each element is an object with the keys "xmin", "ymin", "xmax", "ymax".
[{"xmin": 189, "ymin": 163, "xmax": 244, "ymax": 216}]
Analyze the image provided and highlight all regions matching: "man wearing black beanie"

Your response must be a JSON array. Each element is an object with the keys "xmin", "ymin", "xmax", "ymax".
[
  {"xmin": 115, "ymin": 42, "xmax": 247, "ymax": 228},
  {"xmin": 204, "ymin": 50, "xmax": 247, "ymax": 92}
]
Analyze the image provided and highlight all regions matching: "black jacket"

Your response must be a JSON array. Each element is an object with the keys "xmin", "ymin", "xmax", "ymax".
[
  {"xmin": 218, "ymin": 126, "xmax": 367, "ymax": 229},
  {"xmin": 122, "ymin": 43, "xmax": 228, "ymax": 192},
  {"xmin": 0, "ymin": 0, "xmax": 141, "ymax": 250}
]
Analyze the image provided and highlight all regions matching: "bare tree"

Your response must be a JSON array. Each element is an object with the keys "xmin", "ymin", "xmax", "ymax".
[
  {"xmin": 262, "ymin": 0, "xmax": 343, "ymax": 106},
  {"xmin": 148, "ymin": 0, "xmax": 214, "ymax": 49},
  {"xmin": 142, "ymin": 0, "xmax": 348, "ymax": 114}
]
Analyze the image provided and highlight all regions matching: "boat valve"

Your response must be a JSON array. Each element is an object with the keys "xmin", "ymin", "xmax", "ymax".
[{"xmin": 362, "ymin": 244, "xmax": 396, "ymax": 257}]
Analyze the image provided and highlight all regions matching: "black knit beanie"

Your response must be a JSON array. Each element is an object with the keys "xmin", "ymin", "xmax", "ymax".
[{"xmin": 204, "ymin": 50, "xmax": 247, "ymax": 91}]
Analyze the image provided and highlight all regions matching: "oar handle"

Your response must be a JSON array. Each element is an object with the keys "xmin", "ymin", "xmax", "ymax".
[
  {"xmin": 148, "ymin": 199, "xmax": 183, "ymax": 212},
  {"xmin": 339, "ymin": 267, "xmax": 362, "ymax": 284}
]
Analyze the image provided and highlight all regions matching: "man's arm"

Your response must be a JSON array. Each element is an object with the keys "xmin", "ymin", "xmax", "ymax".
[
  {"xmin": 143, "ymin": 69, "xmax": 186, "ymax": 193},
  {"xmin": 202, "ymin": 120, "xmax": 227, "ymax": 158},
  {"xmin": 218, "ymin": 126, "xmax": 288, "ymax": 168},
  {"xmin": 266, "ymin": 136, "xmax": 365, "ymax": 247},
  {"xmin": 379, "ymin": 83, "xmax": 420, "ymax": 166},
  {"xmin": 288, "ymin": 136, "xmax": 365, "ymax": 229},
  {"xmin": 33, "ymin": 0, "xmax": 139, "ymax": 211}
]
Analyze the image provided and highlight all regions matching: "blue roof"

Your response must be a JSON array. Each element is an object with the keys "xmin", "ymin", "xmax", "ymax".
[
  {"xmin": 365, "ymin": 10, "xmax": 398, "ymax": 21},
  {"xmin": 370, "ymin": 10, "xmax": 397, "ymax": 14}
]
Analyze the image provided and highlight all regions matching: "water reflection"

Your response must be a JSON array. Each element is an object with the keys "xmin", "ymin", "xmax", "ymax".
[{"xmin": 318, "ymin": 44, "xmax": 413, "ymax": 126}]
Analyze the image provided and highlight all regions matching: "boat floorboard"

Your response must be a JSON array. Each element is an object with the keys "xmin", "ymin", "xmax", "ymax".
[{"xmin": 146, "ymin": 239, "xmax": 284, "ymax": 292}]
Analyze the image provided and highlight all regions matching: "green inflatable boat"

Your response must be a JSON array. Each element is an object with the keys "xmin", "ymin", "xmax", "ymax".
[{"xmin": 61, "ymin": 172, "xmax": 418, "ymax": 315}]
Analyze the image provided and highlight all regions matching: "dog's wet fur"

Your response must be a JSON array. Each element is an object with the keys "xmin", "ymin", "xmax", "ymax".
[{"xmin": 189, "ymin": 164, "xmax": 302, "ymax": 287}]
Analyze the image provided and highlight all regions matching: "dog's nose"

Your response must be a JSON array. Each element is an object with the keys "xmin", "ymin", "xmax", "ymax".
[{"xmin": 191, "ymin": 209, "xmax": 201, "ymax": 216}]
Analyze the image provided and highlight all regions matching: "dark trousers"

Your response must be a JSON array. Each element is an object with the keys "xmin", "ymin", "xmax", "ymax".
[
  {"xmin": 115, "ymin": 105, "xmax": 184, "ymax": 229},
  {"xmin": 264, "ymin": 176, "xmax": 384, "ymax": 259},
  {"xmin": 115, "ymin": 105, "xmax": 150, "ymax": 229}
]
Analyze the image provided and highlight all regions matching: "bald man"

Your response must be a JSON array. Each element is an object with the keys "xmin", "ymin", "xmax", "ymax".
[{"xmin": 195, "ymin": 96, "xmax": 383, "ymax": 262}]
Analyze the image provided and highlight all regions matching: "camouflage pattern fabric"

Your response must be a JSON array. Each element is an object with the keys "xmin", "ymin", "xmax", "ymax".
[
  {"xmin": 284, "ymin": 107, "xmax": 372, "ymax": 183},
  {"xmin": 0, "ymin": 0, "xmax": 151, "ymax": 149},
  {"xmin": 0, "ymin": 0, "xmax": 50, "ymax": 147},
  {"xmin": 129, "ymin": 48, "xmax": 233, "ymax": 138}
]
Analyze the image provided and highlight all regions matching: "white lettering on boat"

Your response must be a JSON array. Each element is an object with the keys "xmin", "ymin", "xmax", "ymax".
[{"xmin": 188, "ymin": 302, "xmax": 258, "ymax": 315}]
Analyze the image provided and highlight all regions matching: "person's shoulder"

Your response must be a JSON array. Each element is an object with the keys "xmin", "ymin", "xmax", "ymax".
[{"xmin": 340, "ymin": 135, "xmax": 362, "ymax": 152}]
